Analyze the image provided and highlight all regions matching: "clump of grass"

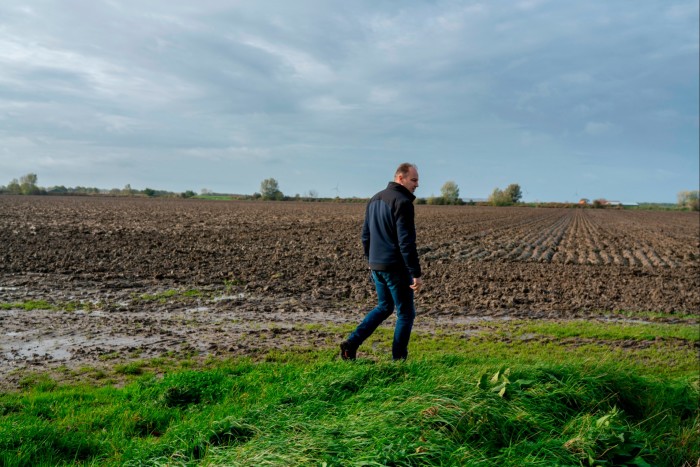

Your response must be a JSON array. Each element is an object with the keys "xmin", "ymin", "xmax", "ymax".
[
  {"xmin": 98, "ymin": 352, "xmax": 121, "ymax": 361},
  {"xmin": 114, "ymin": 361, "xmax": 146, "ymax": 376},
  {"xmin": 1, "ymin": 299, "xmax": 104, "ymax": 312},
  {"xmin": 0, "ymin": 300, "xmax": 55, "ymax": 311},
  {"xmin": 181, "ymin": 289, "xmax": 203, "ymax": 298},
  {"xmin": 137, "ymin": 289, "xmax": 180, "ymax": 302},
  {"xmin": 17, "ymin": 374, "xmax": 58, "ymax": 392}
]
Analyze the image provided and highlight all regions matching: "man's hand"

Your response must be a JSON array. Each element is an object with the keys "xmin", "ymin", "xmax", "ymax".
[{"xmin": 410, "ymin": 277, "xmax": 423, "ymax": 292}]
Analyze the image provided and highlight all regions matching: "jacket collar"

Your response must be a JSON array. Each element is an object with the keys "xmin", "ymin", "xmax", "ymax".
[{"xmin": 387, "ymin": 182, "xmax": 416, "ymax": 201}]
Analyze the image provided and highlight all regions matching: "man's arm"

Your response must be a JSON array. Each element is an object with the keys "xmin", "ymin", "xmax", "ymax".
[
  {"xmin": 361, "ymin": 204, "xmax": 371, "ymax": 260},
  {"xmin": 395, "ymin": 200, "xmax": 421, "ymax": 279}
]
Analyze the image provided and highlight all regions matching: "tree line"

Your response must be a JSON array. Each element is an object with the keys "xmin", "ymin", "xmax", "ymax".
[
  {"xmin": 0, "ymin": 173, "xmax": 554, "ymax": 208},
  {"xmin": 414, "ymin": 181, "xmax": 522, "ymax": 206},
  {"xmin": 4, "ymin": 173, "xmax": 696, "ymax": 210},
  {"xmin": 0, "ymin": 174, "xmax": 177, "ymax": 198}
]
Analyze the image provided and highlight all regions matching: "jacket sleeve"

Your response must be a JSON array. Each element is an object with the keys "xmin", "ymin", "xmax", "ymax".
[
  {"xmin": 395, "ymin": 200, "xmax": 422, "ymax": 278},
  {"xmin": 361, "ymin": 203, "xmax": 370, "ymax": 260}
]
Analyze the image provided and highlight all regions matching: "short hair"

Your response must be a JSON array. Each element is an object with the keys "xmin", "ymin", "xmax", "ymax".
[{"xmin": 395, "ymin": 162, "xmax": 417, "ymax": 179}]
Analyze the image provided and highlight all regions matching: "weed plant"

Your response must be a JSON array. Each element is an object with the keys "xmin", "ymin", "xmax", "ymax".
[{"xmin": 1, "ymin": 326, "xmax": 697, "ymax": 467}]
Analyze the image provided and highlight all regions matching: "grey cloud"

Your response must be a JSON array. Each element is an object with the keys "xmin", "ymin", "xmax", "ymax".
[{"xmin": 0, "ymin": 0, "xmax": 696, "ymax": 200}]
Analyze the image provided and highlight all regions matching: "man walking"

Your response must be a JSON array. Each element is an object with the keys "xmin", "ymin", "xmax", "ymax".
[{"xmin": 340, "ymin": 162, "xmax": 423, "ymax": 361}]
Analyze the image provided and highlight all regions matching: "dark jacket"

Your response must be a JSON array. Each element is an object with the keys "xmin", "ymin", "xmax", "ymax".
[{"xmin": 362, "ymin": 182, "xmax": 422, "ymax": 278}]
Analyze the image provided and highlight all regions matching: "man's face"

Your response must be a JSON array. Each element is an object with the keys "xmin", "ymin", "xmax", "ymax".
[{"xmin": 397, "ymin": 167, "xmax": 420, "ymax": 193}]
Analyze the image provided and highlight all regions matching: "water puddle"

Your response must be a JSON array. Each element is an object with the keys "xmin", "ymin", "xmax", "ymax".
[
  {"xmin": 213, "ymin": 293, "xmax": 247, "ymax": 302},
  {"xmin": 5, "ymin": 337, "xmax": 75, "ymax": 360},
  {"xmin": 4, "ymin": 331, "xmax": 27, "ymax": 338},
  {"xmin": 2, "ymin": 334, "xmax": 161, "ymax": 362}
]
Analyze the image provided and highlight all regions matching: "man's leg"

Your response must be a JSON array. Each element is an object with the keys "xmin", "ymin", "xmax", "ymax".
[
  {"xmin": 342, "ymin": 271, "xmax": 394, "ymax": 358},
  {"xmin": 386, "ymin": 272, "xmax": 415, "ymax": 360}
]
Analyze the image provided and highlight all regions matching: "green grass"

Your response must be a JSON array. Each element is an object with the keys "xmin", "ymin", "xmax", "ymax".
[
  {"xmin": 0, "ymin": 300, "xmax": 55, "ymax": 311},
  {"xmin": 0, "ymin": 324, "xmax": 697, "ymax": 467},
  {"xmin": 193, "ymin": 195, "xmax": 234, "ymax": 201},
  {"xmin": 136, "ymin": 289, "xmax": 181, "ymax": 302},
  {"xmin": 0, "ymin": 299, "xmax": 101, "ymax": 312},
  {"xmin": 505, "ymin": 319, "xmax": 699, "ymax": 342},
  {"xmin": 1, "ymin": 287, "xmax": 213, "ymax": 312},
  {"xmin": 604, "ymin": 309, "xmax": 697, "ymax": 321}
]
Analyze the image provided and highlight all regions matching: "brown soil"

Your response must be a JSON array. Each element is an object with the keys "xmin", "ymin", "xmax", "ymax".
[{"xmin": 1, "ymin": 196, "xmax": 698, "ymax": 389}]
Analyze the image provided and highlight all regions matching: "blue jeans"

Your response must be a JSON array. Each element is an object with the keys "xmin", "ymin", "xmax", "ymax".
[{"xmin": 347, "ymin": 270, "xmax": 416, "ymax": 360}]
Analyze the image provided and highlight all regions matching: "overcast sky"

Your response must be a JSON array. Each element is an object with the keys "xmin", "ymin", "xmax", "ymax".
[{"xmin": 0, "ymin": 1, "xmax": 698, "ymax": 202}]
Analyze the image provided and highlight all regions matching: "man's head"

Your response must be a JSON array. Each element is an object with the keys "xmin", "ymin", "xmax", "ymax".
[{"xmin": 394, "ymin": 163, "xmax": 419, "ymax": 193}]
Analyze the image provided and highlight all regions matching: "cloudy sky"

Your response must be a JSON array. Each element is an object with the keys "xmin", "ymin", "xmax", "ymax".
[{"xmin": 1, "ymin": 1, "xmax": 697, "ymax": 202}]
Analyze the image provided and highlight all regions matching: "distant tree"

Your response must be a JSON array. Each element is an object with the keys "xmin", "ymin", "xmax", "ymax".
[
  {"xmin": 306, "ymin": 189, "xmax": 318, "ymax": 199},
  {"xmin": 488, "ymin": 183, "xmax": 523, "ymax": 206},
  {"xmin": 122, "ymin": 184, "xmax": 133, "ymax": 196},
  {"xmin": 505, "ymin": 184, "xmax": 522, "ymax": 203},
  {"xmin": 440, "ymin": 181, "xmax": 461, "ymax": 205},
  {"xmin": 48, "ymin": 185, "xmax": 68, "ymax": 194},
  {"xmin": 19, "ymin": 173, "xmax": 40, "ymax": 195},
  {"xmin": 260, "ymin": 178, "xmax": 283, "ymax": 200},
  {"xmin": 73, "ymin": 186, "xmax": 99, "ymax": 195},
  {"xmin": 143, "ymin": 187, "xmax": 156, "ymax": 197},
  {"xmin": 7, "ymin": 178, "xmax": 21, "ymax": 195},
  {"xmin": 181, "ymin": 190, "xmax": 196, "ymax": 199},
  {"xmin": 677, "ymin": 190, "xmax": 699, "ymax": 211},
  {"xmin": 488, "ymin": 188, "xmax": 512, "ymax": 206}
]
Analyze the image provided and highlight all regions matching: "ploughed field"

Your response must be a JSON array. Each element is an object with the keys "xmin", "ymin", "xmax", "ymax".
[{"xmin": 1, "ymin": 196, "xmax": 698, "ymax": 388}]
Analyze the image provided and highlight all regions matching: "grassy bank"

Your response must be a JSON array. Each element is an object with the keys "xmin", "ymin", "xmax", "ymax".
[{"xmin": 1, "ymin": 323, "xmax": 698, "ymax": 466}]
